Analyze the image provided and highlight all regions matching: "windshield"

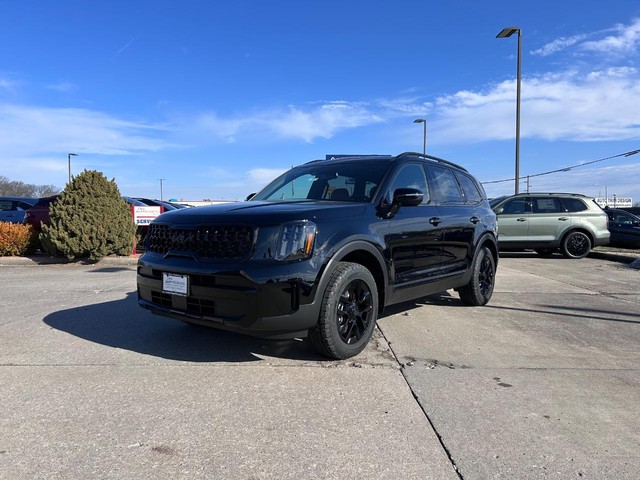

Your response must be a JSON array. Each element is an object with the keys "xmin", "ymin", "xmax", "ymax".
[{"xmin": 251, "ymin": 160, "xmax": 392, "ymax": 202}]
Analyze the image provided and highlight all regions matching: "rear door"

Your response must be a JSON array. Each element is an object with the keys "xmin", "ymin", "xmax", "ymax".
[
  {"xmin": 527, "ymin": 196, "xmax": 565, "ymax": 244},
  {"xmin": 495, "ymin": 197, "xmax": 530, "ymax": 246},
  {"xmin": 425, "ymin": 165, "xmax": 472, "ymax": 274}
]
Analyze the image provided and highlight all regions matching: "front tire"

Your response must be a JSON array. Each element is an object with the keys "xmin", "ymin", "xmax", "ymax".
[
  {"xmin": 561, "ymin": 231, "xmax": 591, "ymax": 259},
  {"xmin": 308, "ymin": 262, "xmax": 378, "ymax": 360},
  {"xmin": 458, "ymin": 246, "xmax": 495, "ymax": 306}
]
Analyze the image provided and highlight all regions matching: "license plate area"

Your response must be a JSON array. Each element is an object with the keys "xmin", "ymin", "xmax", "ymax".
[{"xmin": 162, "ymin": 272, "xmax": 189, "ymax": 296}]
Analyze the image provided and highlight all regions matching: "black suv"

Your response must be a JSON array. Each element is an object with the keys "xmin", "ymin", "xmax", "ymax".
[{"xmin": 137, "ymin": 152, "xmax": 498, "ymax": 359}]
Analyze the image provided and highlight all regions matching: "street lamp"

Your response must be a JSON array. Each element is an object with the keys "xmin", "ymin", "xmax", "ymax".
[
  {"xmin": 67, "ymin": 153, "xmax": 78, "ymax": 183},
  {"xmin": 158, "ymin": 178, "xmax": 166, "ymax": 201},
  {"xmin": 413, "ymin": 118, "xmax": 427, "ymax": 156},
  {"xmin": 497, "ymin": 26, "xmax": 522, "ymax": 194}
]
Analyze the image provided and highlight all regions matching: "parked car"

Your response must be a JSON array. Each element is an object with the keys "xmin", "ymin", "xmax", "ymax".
[
  {"xmin": 604, "ymin": 208, "xmax": 640, "ymax": 249},
  {"xmin": 0, "ymin": 197, "xmax": 37, "ymax": 223},
  {"xmin": 24, "ymin": 196, "xmax": 59, "ymax": 231},
  {"xmin": 490, "ymin": 193, "xmax": 610, "ymax": 258},
  {"xmin": 133, "ymin": 198, "xmax": 184, "ymax": 212},
  {"xmin": 137, "ymin": 152, "xmax": 498, "ymax": 359},
  {"xmin": 122, "ymin": 196, "xmax": 148, "ymax": 207}
]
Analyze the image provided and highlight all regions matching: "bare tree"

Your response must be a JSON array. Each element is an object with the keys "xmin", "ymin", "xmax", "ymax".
[{"xmin": 0, "ymin": 175, "xmax": 61, "ymax": 197}]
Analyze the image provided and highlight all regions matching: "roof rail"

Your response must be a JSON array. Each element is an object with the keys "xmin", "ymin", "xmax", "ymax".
[{"xmin": 396, "ymin": 152, "xmax": 468, "ymax": 172}]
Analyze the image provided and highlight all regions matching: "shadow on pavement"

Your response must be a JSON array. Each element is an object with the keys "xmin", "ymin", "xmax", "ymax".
[
  {"xmin": 43, "ymin": 292, "xmax": 328, "ymax": 363},
  {"xmin": 486, "ymin": 303, "xmax": 640, "ymax": 325}
]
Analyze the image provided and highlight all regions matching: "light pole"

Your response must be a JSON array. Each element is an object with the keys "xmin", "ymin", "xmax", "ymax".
[
  {"xmin": 67, "ymin": 153, "xmax": 78, "ymax": 183},
  {"xmin": 497, "ymin": 26, "xmax": 522, "ymax": 194},
  {"xmin": 413, "ymin": 118, "xmax": 427, "ymax": 156},
  {"xmin": 158, "ymin": 178, "xmax": 166, "ymax": 201}
]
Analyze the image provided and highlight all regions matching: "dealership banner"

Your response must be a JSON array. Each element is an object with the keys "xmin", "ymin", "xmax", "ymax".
[
  {"xmin": 595, "ymin": 197, "xmax": 632, "ymax": 208},
  {"xmin": 132, "ymin": 205, "xmax": 162, "ymax": 225}
]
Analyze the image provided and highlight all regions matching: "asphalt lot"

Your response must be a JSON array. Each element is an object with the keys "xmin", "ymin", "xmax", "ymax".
[{"xmin": 1, "ymin": 252, "xmax": 639, "ymax": 479}]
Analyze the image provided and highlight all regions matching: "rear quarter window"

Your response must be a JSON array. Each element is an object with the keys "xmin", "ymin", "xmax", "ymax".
[
  {"xmin": 560, "ymin": 198, "xmax": 588, "ymax": 212},
  {"xmin": 455, "ymin": 172, "xmax": 484, "ymax": 203}
]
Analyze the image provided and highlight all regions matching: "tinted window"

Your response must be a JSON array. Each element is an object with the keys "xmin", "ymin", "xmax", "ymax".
[
  {"xmin": 560, "ymin": 197, "xmax": 588, "ymax": 212},
  {"xmin": 499, "ymin": 198, "xmax": 528, "ymax": 215},
  {"xmin": 387, "ymin": 163, "xmax": 430, "ymax": 204},
  {"xmin": 455, "ymin": 172, "xmax": 483, "ymax": 203},
  {"xmin": 531, "ymin": 197, "xmax": 561, "ymax": 214},
  {"xmin": 427, "ymin": 166, "xmax": 464, "ymax": 204},
  {"xmin": 609, "ymin": 211, "xmax": 637, "ymax": 224}
]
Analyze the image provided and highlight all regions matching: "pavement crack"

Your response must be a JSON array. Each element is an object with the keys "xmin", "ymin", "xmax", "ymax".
[{"xmin": 377, "ymin": 327, "xmax": 465, "ymax": 480}]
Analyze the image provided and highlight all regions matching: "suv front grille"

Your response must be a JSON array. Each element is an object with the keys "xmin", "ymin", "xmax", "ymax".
[{"xmin": 147, "ymin": 224, "xmax": 255, "ymax": 259}]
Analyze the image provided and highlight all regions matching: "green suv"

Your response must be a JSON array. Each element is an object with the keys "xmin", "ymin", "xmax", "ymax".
[{"xmin": 490, "ymin": 193, "xmax": 610, "ymax": 259}]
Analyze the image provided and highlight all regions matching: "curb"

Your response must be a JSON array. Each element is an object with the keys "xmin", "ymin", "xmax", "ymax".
[{"xmin": 0, "ymin": 255, "xmax": 140, "ymax": 266}]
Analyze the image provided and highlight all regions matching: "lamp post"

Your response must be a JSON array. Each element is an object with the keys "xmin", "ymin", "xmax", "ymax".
[
  {"xmin": 158, "ymin": 178, "xmax": 166, "ymax": 201},
  {"xmin": 67, "ymin": 153, "xmax": 78, "ymax": 183},
  {"xmin": 413, "ymin": 118, "xmax": 427, "ymax": 156},
  {"xmin": 497, "ymin": 26, "xmax": 522, "ymax": 194}
]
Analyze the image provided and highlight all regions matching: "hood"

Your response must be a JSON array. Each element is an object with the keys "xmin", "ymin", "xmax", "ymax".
[{"xmin": 153, "ymin": 200, "xmax": 367, "ymax": 226}]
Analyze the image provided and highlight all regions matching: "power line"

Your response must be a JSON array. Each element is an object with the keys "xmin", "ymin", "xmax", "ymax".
[{"xmin": 481, "ymin": 148, "xmax": 640, "ymax": 185}]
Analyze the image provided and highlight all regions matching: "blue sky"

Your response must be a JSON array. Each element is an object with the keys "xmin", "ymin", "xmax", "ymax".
[{"xmin": 1, "ymin": 1, "xmax": 640, "ymax": 203}]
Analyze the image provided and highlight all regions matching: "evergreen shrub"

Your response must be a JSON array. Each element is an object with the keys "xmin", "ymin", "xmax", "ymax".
[
  {"xmin": 0, "ymin": 223, "xmax": 37, "ymax": 256},
  {"xmin": 40, "ymin": 170, "xmax": 136, "ymax": 261}
]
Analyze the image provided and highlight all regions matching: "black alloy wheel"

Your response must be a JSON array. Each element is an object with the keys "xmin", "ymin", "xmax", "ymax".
[
  {"xmin": 336, "ymin": 278, "xmax": 374, "ymax": 345},
  {"xmin": 561, "ymin": 231, "xmax": 591, "ymax": 259},
  {"xmin": 308, "ymin": 262, "xmax": 378, "ymax": 359},
  {"xmin": 458, "ymin": 246, "xmax": 495, "ymax": 306}
]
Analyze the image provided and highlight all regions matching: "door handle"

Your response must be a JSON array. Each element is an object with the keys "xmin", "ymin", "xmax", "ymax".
[
  {"xmin": 558, "ymin": 217, "xmax": 569, "ymax": 221},
  {"xmin": 470, "ymin": 216, "xmax": 481, "ymax": 224},
  {"xmin": 517, "ymin": 218, "xmax": 527, "ymax": 222},
  {"xmin": 429, "ymin": 217, "xmax": 442, "ymax": 226}
]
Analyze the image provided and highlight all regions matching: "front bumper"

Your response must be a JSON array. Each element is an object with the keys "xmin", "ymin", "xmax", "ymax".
[{"xmin": 136, "ymin": 260, "xmax": 322, "ymax": 339}]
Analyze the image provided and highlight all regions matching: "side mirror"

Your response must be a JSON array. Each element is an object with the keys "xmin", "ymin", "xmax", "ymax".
[
  {"xmin": 494, "ymin": 207, "xmax": 504, "ymax": 214},
  {"xmin": 393, "ymin": 188, "xmax": 423, "ymax": 206},
  {"xmin": 245, "ymin": 193, "xmax": 256, "ymax": 201}
]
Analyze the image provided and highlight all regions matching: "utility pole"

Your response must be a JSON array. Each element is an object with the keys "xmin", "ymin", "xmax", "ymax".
[{"xmin": 158, "ymin": 179, "xmax": 166, "ymax": 200}]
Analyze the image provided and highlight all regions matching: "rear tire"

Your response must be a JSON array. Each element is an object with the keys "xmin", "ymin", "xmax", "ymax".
[
  {"xmin": 561, "ymin": 231, "xmax": 591, "ymax": 259},
  {"xmin": 458, "ymin": 246, "xmax": 495, "ymax": 306},
  {"xmin": 308, "ymin": 262, "xmax": 378, "ymax": 360}
]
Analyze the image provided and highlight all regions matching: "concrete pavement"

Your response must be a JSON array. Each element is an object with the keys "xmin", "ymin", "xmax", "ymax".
[{"xmin": 1, "ymin": 251, "xmax": 638, "ymax": 479}]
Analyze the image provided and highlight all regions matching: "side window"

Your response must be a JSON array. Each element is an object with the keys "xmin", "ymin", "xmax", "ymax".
[
  {"xmin": 500, "ymin": 198, "xmax": 527, "ymax": 215},
  {"xmin": 455, "ymin": 172, "xmax": 484, "ymax": 204},
  {"xmin": 426, "ymin": 166, "xmax": 464, "ymax": 204},
  {"xmin": 613, "ymin": 212, "xmax": 636, "ymax": 224},
  {"xmin": 386, "ymin": 163, "xmax": 430, "ymax": 204},
  {"xmin": 560, "ymin": 198, "xmax": 588, "ymax": 212},
  {"xmin": 532, "ymin": 197, "xmax": 561, "ymax": 214}
]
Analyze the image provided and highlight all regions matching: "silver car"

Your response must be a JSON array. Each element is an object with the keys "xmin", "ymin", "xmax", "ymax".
[{"xmin": 490, "ymin": 193, "xmax": 610, "ymax": 259}]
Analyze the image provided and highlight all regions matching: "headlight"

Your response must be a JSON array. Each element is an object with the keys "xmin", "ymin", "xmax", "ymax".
[{"xmin": 275, "ymin": 221, "xmax": 316, "ymax": 261}]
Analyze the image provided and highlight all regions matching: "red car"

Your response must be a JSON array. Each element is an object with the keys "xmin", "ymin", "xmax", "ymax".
[{"xmin": 25, "ymin": 196, "xmax": 58, "ymax": 231}]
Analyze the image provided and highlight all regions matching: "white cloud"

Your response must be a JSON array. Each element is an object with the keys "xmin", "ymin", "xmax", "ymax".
[
  {"xmin": 531, "ymin": 34, "xmax": 587, "ymax": 56},
  {"xmin": 432, "ymin": 68, "xmax": 640, "ymax": 144},
  {"xmin": 46, "ymin": 82, "xmax": 75, "ymax": 92},
  {"xmin": 581, "ymin": 18, "xmax": 640, "ymax": 54},
  {"xmin": 192, "ymin": 101, "xmax": 382, "ymax": 143},
  {"xmin": 0, "ymin": 77, "xmax": 18, "ymax": 91},
  {"xmin": 0, "ymin": 105, "xmax": 173, "ymax": 156},
  {"xmin": 531, "ymin": 19, "xmax": 640, "ymax": 58}
]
